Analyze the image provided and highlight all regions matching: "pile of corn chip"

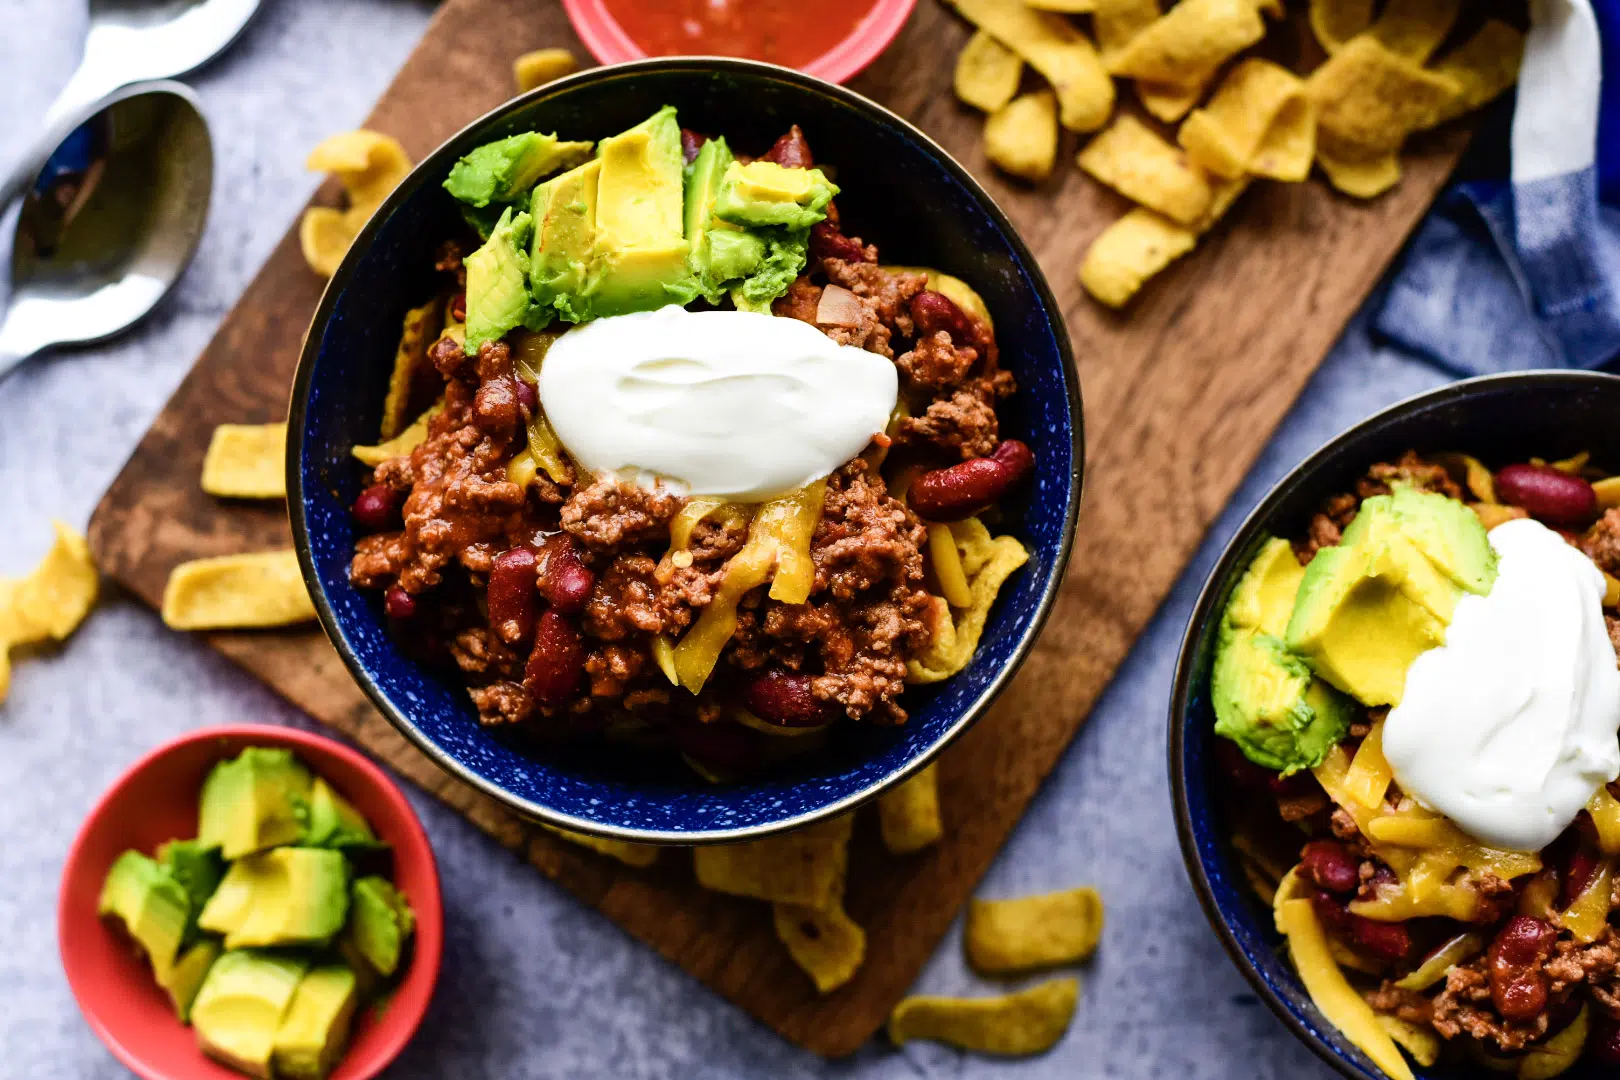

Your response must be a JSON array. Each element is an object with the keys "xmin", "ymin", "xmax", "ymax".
[
  {"xmin": 943, "ymin": 0, "xmax": 1525, "ymax": 308},
  {"xmin": 549, "ymin": 763, "xmax": 1105, "ymax": 1057}
]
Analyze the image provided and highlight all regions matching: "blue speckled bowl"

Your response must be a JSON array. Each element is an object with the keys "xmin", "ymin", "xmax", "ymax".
[
  {"xmin": 289, "ymin": 58, "xmax": 1082, "ymax": 844},
  {"xmin": 1171, "ymin": 371, "xmax": 1620, "ymax": 1079}
]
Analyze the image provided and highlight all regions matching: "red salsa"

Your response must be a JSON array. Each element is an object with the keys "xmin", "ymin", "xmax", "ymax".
[{"xmin": 600, "ymin": 0, "xmax": 883, "ymax": 69}]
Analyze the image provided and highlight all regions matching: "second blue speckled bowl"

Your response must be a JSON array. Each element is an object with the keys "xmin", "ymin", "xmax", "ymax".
[
  {"xmin": 1171, "ymin": 372, "xmax": 1620, "ymax": 1079},
  {"xmin": 289, "ymin": 58, "xmax": 1082, "ymax": 844}
]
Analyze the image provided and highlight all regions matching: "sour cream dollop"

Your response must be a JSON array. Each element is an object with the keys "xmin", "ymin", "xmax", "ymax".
[
  {"xmin": 1383, "ymin": 517, "xmax": 1620, "ymax": 852},
  {"xmin": 537, "ymin": 305, "xmax": 899, "ymax": 501}
]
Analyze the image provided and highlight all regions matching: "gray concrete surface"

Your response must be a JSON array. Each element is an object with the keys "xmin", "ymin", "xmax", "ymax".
[{"xmin": 0, "ymin": 1, "xmax": 1448, "ymax": 1075}]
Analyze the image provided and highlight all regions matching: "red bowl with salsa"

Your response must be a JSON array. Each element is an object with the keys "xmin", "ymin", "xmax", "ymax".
[{"xmin": 561, "ymin": 0, "xmax": 917, "ymax": 84}]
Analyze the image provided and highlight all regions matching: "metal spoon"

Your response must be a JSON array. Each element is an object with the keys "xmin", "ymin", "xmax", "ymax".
[
  {"xmin": 0, "ymin": 82, "xmax": 212, "ymax": 382},
  {"xmin": 0, "ymin": 0, "xmax": 257, "ymax": 210}
]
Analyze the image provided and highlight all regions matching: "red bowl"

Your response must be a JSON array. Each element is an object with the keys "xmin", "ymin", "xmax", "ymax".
[
  {"xmin": 58, "ymin": 724, "xmax": 443, "ymax": 1080},
  {"xmin": 560, "ymin": 0, "xmax": 918, "ymax": 85}
]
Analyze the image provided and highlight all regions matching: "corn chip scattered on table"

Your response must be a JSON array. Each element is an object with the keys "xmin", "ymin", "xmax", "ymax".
[
  {"xmin": 0, "ymin": 521, "xmax": 99, "ymax": 704},
  {"xmin": 939, "ymin": 0, "xmax": 1527, "ymax": 307}
]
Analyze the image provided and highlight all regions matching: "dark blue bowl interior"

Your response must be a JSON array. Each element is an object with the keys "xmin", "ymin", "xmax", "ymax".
[
  {"xmin": 1173, "ymin": 372, "xmax": 1620, "ymax": 1080},
  {"xmin": 292, "ymin": 61, "xmax": 1081, "ymax": 841}
]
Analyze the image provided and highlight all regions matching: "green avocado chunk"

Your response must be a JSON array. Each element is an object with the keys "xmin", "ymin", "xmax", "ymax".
[
  {"xmin": 344, "ymin": 875, "xmax": 416, "ymax": 978},
  {"xmin": 272, "ymin": 965, "xmax": 361, "ymax": 1080},
  {"xmin": 579, "ymin": 105, "xmax": 699, "ymax": 319},
  {"xmin": 1211, "ymin": 537, "xmax": 1353, "ymax": 774},
  {"xmin": 158, "ymin": 838, "xmax": 226, "ymax": 944},
  {"xmin": 98, "ymin": 850, "xmax": 190, "ymax": 985},
  {"xmin": 300, "ymin": 776, "xmax": 382, "ymax": 851},
  {"xmin": 162, "ymin": 937, "xmax": 222, "ymax": 1023},
  {"xmin": 197, "ymin": 748, "xmax": 314, "ymax": 860},
  {"xmin": 1286, "ymin": 492, "xmax": 1493, "ymax": 706},
  {"xmin": 464, "ymin": 206, "xmax": 536, "ymax": 353},
  {"xmin": 712, "ymin": 160, "xmax": 838, "ymax": 230},
  {"xmin": 529, "ymin": 157, "xmax": 601, "ymax": 320},
  {"xmin": 197, "ymin": 847, "xmax": 350, "ymax": 949},
  {"xmin": 684, "ymin": 137, "xmax": 765, "ymax": 302},
  {"xmin": 191, "ymin": 949, "xmax": 310, "ymax": 1079},
  {"xmin": 443, "ymin": 131, "xmax": 594, "ymax": 209}
]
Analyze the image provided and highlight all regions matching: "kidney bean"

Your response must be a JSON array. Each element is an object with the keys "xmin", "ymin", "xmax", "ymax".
[
  {"xmin": 383, "ymin": 585, "xmax": 416, "ymax": 620},
  {"xmin": 909, "ymin": 439, "xmax": 1035, "ymax": 522},
  {"xmin": 1590, "ymin": 1013, "xmax": 1620, "ymax": 1065},
  {"xmin": 1488, "ymin": 915, "xmax": 1557, "ymax": 1021},
  {"xmin": 1495, "ymin": 463, "xmax": 1598, "ymax": 526},
  {"xmin": 352, "ymin": 483, "xmax": 403, "ymax": 533},
  {"xmin": 680, "ymin": 127, "xmax": 709, "ymax": 165},
  {"xmin": 1212, "ymin": 739, "xmax": 1273, "ymax": 789},
  {"xmin": 513, "ymin": 376, "xmax": 538, "ymax": 420},
  {"xmin": 761, "ymin": 125, "xmax": 813, "ymax": 169},
  {"xmin": 741, "ymin": 669, "xmax": 829, "ymax": 727},
  {"xmin": 1561, "ymin": 842, "xmax": 1600, "ymax": 908},
  {"xmin": 809, "ymin": 220, "xmax": 868, "ymax": 264},
  {"xmin": 911, "ymin": 289, "xmax": 972, "ymax": 343},
  {"xmin": 487, "ymin": 547, "xmax": 540, "ymax": 645},
  {"xmin": 538, "ymin": 535, "xmax": 595, "ymax": 614},
  {"xmin": 1300, "ymin": 840, "xmax": 1360, "ymax": 895},
  {"xmin": 524, "ymin": 609, "xmax": 584, "ymax": 708},
  {"xmin": 1311, "ymin": 891, "xmax": 1412, "ymax": 963}
]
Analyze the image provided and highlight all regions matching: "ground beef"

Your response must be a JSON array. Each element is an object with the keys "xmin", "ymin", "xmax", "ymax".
[
  {"xmin": 585, "ymin": 643, "xmax": 647, "ymax": 699},
  {"xmin": 1545, "ymin": 929, "xmax": 1620, "ymax": 997},
  {"xmin": 560, "ymin": 478, "xmax": 681, "ymax": 551},
  {"xmin": 583, "ymin": 555, "xmax": 667, "ymax": 641},
  {"xmin": 1367, "ymin": 983, "xmax": 1434, "ymax": 1026},
  {"xmin": 1584, "ymin": 508, "xmax": 1620, "ymax": 576},
  {"xmin": 896, "ymin": 330, "xmax": 979, "ymax": 391},
  {"xmin": 772, "ymin": 262, "xmax": 925, "ymax": 358},
  {"xmin": 1297, "ymin": 492, "xmax": 1359, "ymax": 565},
  {"xmin": 811, "ymin": 459, "xmax": 927, "ymax": 600},
  {"xmin": 1276, "ymin": 790, "xmax": 1330, "ymax": 822},
  {"xmin": 469, "ymin": 681, "xmax": 532, "ymax": 725},
  {"xmin": 1294, "ymin": 453, "xmax": 1462, "ymax": 564},
  {"xmin": 894, "ymin": 372, "xmax": 1014, "ymax": 461},
  {"xmin": 1431, "ymin": 958, "xmax": 1550, "ymax": 1051}
]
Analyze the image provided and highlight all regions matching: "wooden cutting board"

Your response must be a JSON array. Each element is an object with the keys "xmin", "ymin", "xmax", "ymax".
[{"xmin": 86, "ymin": 0, "xmax": 1468, "ymax": 1056}]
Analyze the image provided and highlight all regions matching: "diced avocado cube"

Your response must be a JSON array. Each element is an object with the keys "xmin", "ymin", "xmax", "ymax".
[
  {"xmin": 158, "ymin": 838, "xmax": 226, "ymax": 943},
  {"xmin": 1224, "ymin": 537, "xmax": 1307, "ymax": 638},
  {"xmin": 198, "ymin": 848, "xmax": 350, "ymax": 949},
  {"xmin": 98, "ymin": 850, "xmax": 190, "ymax": 985},
  {"xmin": 683, "ymin": 137, "xmax": 765, "ymax": 301},
  {"xmin": 197, "ymin": 748, "xmax": 314, "ymax": 860},
  {"xmin": 1287, "ymin": 495, "xmax": 1477, "ymax": 706},
  {"xmin": 443, "ymin": 131, "xmax": 594, "ymax": 208},
  {"xmin": 162, "ymin": 937, "xmax": 222, "ymax": 1023},
  {"xmin": 713, "ymin": 160, "xmax": 838, "ymax": 231},
  {"xmin": 300, "ymin": 776, "xmax": 382, "ymax": 851},
  {"xmin": 464, "ymin": 206, "xmax": 536, "ymax": 353},
  {"xmin": 730, "ymin": 228, "xmax": 810, "ymax": 309},
  {"xmin": 191, "ymin": 950, "xmax": 310, "ymax": 1079},
  {"xmin": 1212, "ymin": 628, "xmax": 1353, "ymax": 774},
  {"xmin": 583, "ymin": 105, "xmax": 699, "ymax": 318},
  {"xmin": 272, "ymin": 965, "xmax": 361, "ymax": 1080},
  {"xmin": 344, "ymin": 876, "xmax": 416, "ymax": 978},
  {"xmin": 529, "ymin": 157, "xmax": 600, "ymax": 318},
  {"xmin": 1386, "ymin": 487, "xmax": 1498, "ymax": 595}
]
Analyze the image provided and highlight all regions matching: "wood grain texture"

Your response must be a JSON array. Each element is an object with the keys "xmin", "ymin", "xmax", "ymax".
[{"xmin": 87, "ymin": 0, "xmax": 1467, "ymax": 1056}]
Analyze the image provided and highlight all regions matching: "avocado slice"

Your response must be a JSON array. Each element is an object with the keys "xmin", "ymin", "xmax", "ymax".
[
  {"xmin": 301, "ymin": 776, "xmax": 382, "ymax": 851},
  {"xmin": 158, "ymin": 838, "xmax": 226, "ymax": 943},
  {"xmin": 272, "ymin": 966, "xmax": 361, "ymax": 1080},
  {"xmin": 98, "ymin": 850, "xmax": 190, "ymax": 984},
  {"xmin": 1212, "ymin": 628, "xmax": 1353, "ymax": 774},
  {"xmin": 1385, "ymin": 487, "xmax": 1498, "ymax": 595},
  {"xmin": 529, "ymin": 157, "xmax": 601, "ymax": 321},
  {"xmin": 191, "ymin": 949, "xmax": 310, "ymax": 1079},
  {"xmin": 1287, "ymin": 495, "xmax": 1482, "ymax": 706},
  {"xmin": 344, "ymin": 875, "xmax": 416, "ymax": 978},
  {"xmin": 584, "ymin": 105, "xmax": 700, "ymax": 318},
  {"xmin": 464, "ymin": 206, "xmax": 536, "ymax": 353},
  {"xmin": 444, "ymin": 131, "xmax": 594, "ymax": 209},
  {"xmin": 683, "ymin": 137, "xmax": 765, "ymax": 301},
  {"xmin": 731, "ymin": 228, "xmax": 811, "ymax": 310},
  {"xmin": 198, "ymin": 847, "xmax": 350, "ymax": 949},
  {"xmin": 162, "ymin": 937, "xmax": 222, "ymax": 1022},
  {"xmin": 198, "ymin": 748, "xmax": 314, "ymax": 860},
  {"xmin": 1210, "ymin": 537, "xmax": 1352, "ymax": 774},
  {"xmin": 712, "ymin": 160, "xmax": 838, "ymax": 231}
]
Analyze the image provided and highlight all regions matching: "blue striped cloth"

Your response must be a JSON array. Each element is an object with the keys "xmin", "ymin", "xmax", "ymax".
[{"xmin": 1375, "ymin": 0, "xmax": 1620, "ymax": 374}]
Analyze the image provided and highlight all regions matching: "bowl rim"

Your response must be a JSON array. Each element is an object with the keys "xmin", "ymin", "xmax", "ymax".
[
  {"xmin": 287, "ymin": 55, "xmax": 1084, "ymax": 846},
  {"xmin": 1167, "ymin": 368, "xmax": 1620, "ymax": 1080},
  {"xmin": 57, "ymin": 722, "xmax": 443, "ymax": 1080},
  {"xmin": 557, "ymin": 0, "xmax": 920, "ymax": 86}
]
